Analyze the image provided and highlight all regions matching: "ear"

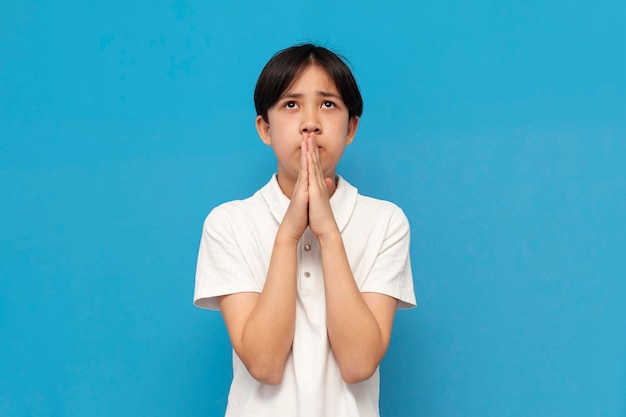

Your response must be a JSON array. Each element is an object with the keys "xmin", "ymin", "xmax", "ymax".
[
  {"xmin": 256, "ymin": 115, "xmax": 272, "ymax": 146},
  {"xmin": 346, "ymin": 116, "xmax": 360, "ymax": 145}
]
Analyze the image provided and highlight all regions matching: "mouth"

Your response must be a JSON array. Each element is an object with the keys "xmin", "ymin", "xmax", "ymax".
[
  {"xmin": 299, "ymin": 147, "xmax": 323, "ymax": 154},
  {"xmin": 297, "ymin": 143, "xmax": 323, "ymax": 151}
]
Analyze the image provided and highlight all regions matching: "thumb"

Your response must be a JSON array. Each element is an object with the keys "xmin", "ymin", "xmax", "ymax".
[{"xmin": 324, "ymin": 177, "xmax": 333, "ymax": 191}]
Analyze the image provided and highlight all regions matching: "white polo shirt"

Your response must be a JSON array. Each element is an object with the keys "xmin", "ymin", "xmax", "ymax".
[{"xmin": 194, "ymin": 175, "xmax": 416, "ymax": 417}]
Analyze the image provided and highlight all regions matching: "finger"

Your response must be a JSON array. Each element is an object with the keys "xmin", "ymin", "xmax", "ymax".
[
  {"xmin": 307, "ymin": 136, "xmax": 319, "ymax": 176},
  {"xmin": 307, "ymin": 136, "xmax": 325, "ymax": 187},
  {"xmin": 298, "ymin": 137, "xmax": 308, "ymax": 193},
  {"xmin": 306, "ymin": 139, "xmax": 322, "ymax": 193}
]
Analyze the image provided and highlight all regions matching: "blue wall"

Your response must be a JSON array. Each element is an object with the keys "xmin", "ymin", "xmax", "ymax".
[{"xmin": 1, "ymin": 1, "xmax": 625, "ymax": 416}]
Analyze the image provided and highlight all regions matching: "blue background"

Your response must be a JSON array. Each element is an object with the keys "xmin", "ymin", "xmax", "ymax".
[{"xmin": 2, "ymin": 1, "xmax": 625, "ymax": 416}]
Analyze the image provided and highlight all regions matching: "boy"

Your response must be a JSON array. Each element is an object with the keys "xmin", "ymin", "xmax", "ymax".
[{"xmin": 194, "ymin": 43, "xmax": 416, "ymax": 417}]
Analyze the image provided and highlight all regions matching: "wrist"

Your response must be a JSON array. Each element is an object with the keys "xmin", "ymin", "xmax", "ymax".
[
  {"xmin": 316, "ymin": 228, "xmax": 342, "ymax": 249},
  {"xmin": 275, "ymin": 227, "xmax": 303, "ymax": 247}
]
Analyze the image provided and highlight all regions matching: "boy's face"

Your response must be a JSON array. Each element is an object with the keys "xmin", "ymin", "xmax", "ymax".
[{"xmin": 256, "ymin": 64, "xmax": 359, "ymax": 196}]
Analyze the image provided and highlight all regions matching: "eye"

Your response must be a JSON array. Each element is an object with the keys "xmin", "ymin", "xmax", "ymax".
[
  {"xmin": 283, "ymin": 101, "xmax": 298, "ymax": 109},
  {"xmin": 322, "ymin": 101, "xmax": 336, "ymax": 108}
]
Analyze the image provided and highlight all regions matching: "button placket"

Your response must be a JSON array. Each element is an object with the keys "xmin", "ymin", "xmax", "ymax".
[{"xmin": 299, "ymin": 229, "xmax": 318, "ymax": 292}]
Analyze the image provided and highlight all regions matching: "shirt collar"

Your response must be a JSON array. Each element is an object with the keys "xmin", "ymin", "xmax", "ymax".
[{"xmin": 260, "ymin": 174, "xmax": 358, "ymax": 232}]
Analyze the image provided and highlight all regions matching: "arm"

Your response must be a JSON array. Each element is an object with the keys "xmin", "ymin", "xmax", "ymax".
[
  {"xmin": 305, "ymin": 136, "xmax": 399, "ymax": 384},
  {"xmin": 320, "ymin": 233, "xmax": 399, "ymax": 384},
  {"xmin": 217, "ymin": 140, "xmax": 310, "ymax": 385},
  {"xmin": 217, "ymin": 233, "xmax": 298, "ymax": 385}
]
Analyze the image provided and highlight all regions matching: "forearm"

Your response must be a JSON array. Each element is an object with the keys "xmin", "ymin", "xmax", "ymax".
[
  {"xmin": 319, "ymin": 232, "xmax": 387, "ymax": 384},
  {"xmin": 237, "ymin": 232, "xmax": 298, "ymax": 384}
]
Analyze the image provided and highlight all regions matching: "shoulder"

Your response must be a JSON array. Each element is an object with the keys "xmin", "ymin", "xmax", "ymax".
[
  {"xmin": 202, "ymin": 188, "xmax": 269, "ymax": 232},
  {"xmin": 354, "ymin": 194, "xmax": 410, "ymax": 229},
  {"xmin": 341, "ymin": 192, "xmax": 410, "ymax": 249},
  {"xmin": 355, "ymin": 193, "xmax": 404, "ymax": 213},
  {"xmin": 336, "ymin": 176, "xmax": 409, "ymax": 230}
]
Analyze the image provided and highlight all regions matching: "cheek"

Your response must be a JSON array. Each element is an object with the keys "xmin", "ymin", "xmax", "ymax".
[
  {"xmin": 328, "ymin": 116, "xmax": 350, "ymax": 133},
  {"xmin": 270, "ymin": 120, "xmax": 296, "ymax": 138}
]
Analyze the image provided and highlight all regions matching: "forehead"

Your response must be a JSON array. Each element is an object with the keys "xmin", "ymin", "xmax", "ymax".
[{"xmin": 285, "ymin": 64, "xmax": 338, "ymax": 93}]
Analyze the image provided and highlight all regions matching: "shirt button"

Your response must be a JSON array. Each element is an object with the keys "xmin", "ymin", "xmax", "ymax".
[
  {"xmin": 304, "ymin": 271, "xmax": 311, "ymax": 278},
  {"xmin": 304, "ymin": 244, "xmax": 311, "ymax": 251}
]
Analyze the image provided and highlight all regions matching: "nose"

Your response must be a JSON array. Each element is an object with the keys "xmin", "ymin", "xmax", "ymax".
[{"xmin": 299, "ymin": 109, "xmax": 321, "ymax": 135}]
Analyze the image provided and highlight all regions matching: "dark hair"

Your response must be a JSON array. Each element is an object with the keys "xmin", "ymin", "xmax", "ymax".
[{"xmin": 254, "ymin": 43, "xmax": 363, "ymax": 122}]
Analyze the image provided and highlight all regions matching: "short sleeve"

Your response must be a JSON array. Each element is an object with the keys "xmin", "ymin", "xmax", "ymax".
[
  {"xmin": 193, "ymin": 206, "xmax": 262, "ymax": 310},
  {"xmin": 360, "ymin": 207, "xmax": 417, "ymax": 309}
]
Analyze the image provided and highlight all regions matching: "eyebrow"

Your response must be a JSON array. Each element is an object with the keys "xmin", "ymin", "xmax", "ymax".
[{"xmin": 280, "ymin": 91, "xmax": 342, "ymax": 100}]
